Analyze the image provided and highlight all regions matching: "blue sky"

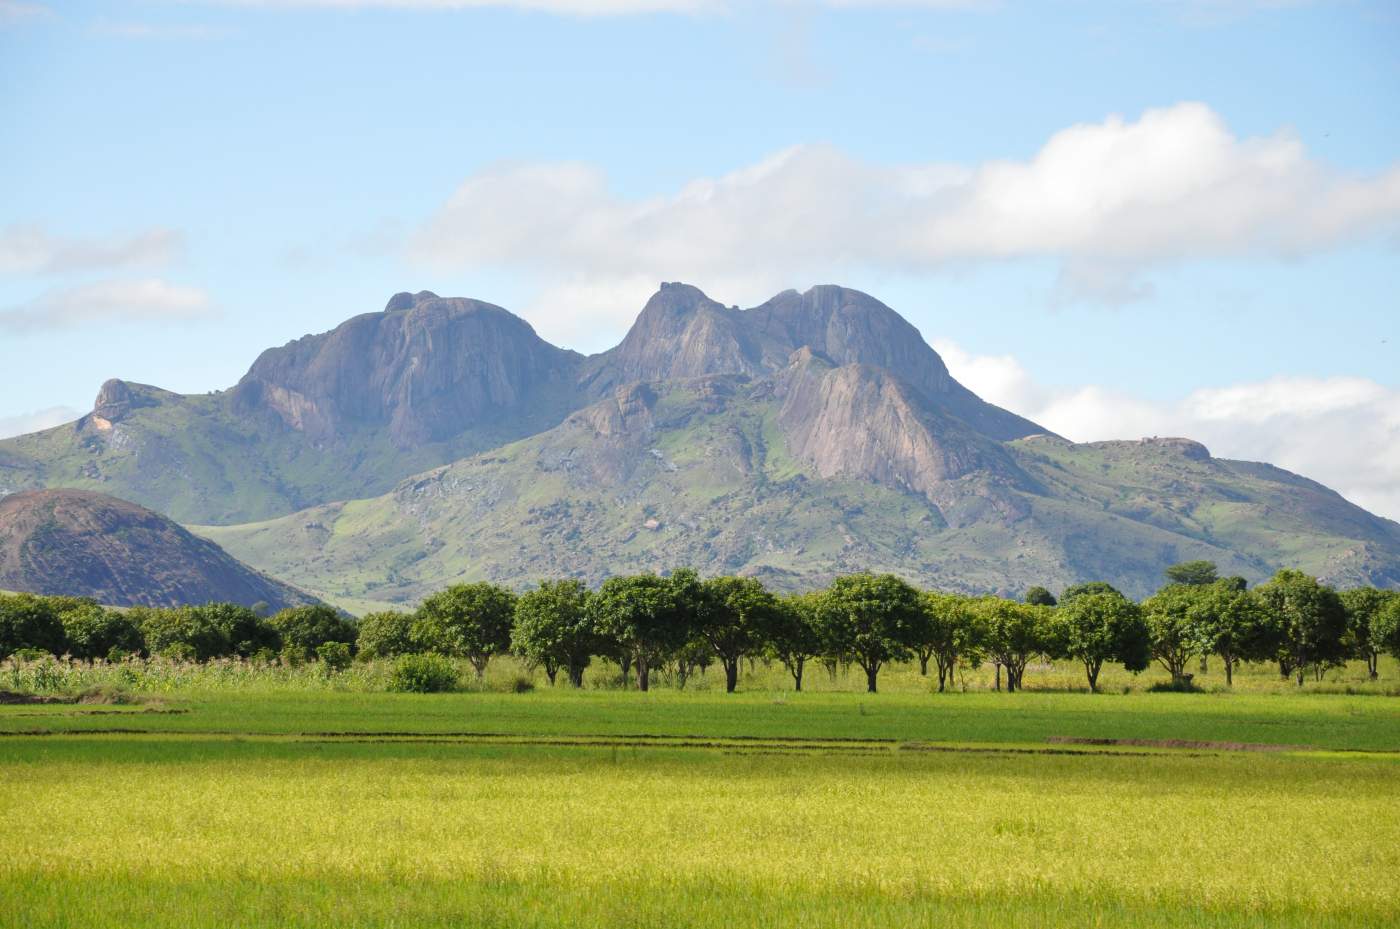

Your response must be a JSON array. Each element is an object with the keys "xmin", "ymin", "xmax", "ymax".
[{"xmin": 2, "ymin": 0, "xmax": 1399, "ymax": 515}]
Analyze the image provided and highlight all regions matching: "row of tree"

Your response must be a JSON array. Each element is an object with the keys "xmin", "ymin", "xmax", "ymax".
[{"xmin": 3, "ymin": 561, "xmax": 1398, "ymax": 692}]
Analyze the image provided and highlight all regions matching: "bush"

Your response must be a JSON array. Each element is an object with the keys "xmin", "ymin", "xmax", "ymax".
[
  {"xmin": 388, "ymin": 653, "xmax": 459, "ymax": 693},
  {"xmin": 317, "ymin": 641, "xmax": 352, "ymax": 672},
  {"xmin": 59, "ymin": 604, "xmax": 144, "ymax": 661},
  {"xmin": 1147, "ymin": 676, "xmax": 1204, "ymax": 693},
  {"xmin": 509, "ymin": 673, "xmax": 535, "ymax": 693}
]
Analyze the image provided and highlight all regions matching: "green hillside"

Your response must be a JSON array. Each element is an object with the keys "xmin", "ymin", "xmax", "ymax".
[{"xmin": 195, "ymin": 376, "xmax": 1400, "ymax": 610}]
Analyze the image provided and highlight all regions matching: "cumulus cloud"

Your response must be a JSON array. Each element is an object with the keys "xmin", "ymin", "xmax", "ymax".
[
  {"xmin": 0, "ymin": 226, "xmax": 184, "ymax": 276},
  {"xmin": 0, "ymin": 406, "xmax": 82, "ymax": 440},
  {"xmin": 411, "ymin": 103, "xmax": 1400, "ymax": 337},
  {"xmin": 0, "ymin": 279, "xmax": 216, "ymax": 333},
  {"xmin": 934, "ymin": 339, "xmax": 1400, "ymax": 523}
]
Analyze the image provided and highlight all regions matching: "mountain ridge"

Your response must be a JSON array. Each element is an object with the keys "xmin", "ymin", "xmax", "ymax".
[{"xmin": 2, "ymin": 282, "xmax": 1397, "ymax": 606}]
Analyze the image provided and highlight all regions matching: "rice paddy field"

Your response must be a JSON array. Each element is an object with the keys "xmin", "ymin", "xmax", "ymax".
[{"xmin": 3, "ymin": 659, "xmax": 1399, "ymax": 928}]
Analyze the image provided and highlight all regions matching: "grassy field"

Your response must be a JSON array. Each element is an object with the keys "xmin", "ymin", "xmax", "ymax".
[{"xmin": 3, "ymin": 659, "xmax": 1400, "ymax": 928}]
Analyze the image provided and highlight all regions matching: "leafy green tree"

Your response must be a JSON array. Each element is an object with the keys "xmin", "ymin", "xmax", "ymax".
[
  {"xmin": 1059, "ymin": 581, "xmax": 1121, "ymax": 604},
  {"xmin": 1339, "ymin": 588, "xmax": 1396, "ymax": 680},
  {"xmin": 188, "ymin": 603, "xmax": 278, "ymax": 658},
  {"xmin": 813, "ymin": 573, "xmax": 922, "ymax": 694},
  {"xmin": 698, "ymin": 576, "xmax": 777, "ymax": 693},
  {"xmin": 763, "ymin": 593, "xmax": 822, "ymax": 691},
  {"xmin": 413, "ymin": 584, "xmax": 516, "ymax": 678},
  {"xmin": 512, "ymin": 579, "xmax": 596, "ymax": 686},
  {"xmin": 1141, "ymin": 585, "xmax": 1209, "ymax": 683},
  {"xmin": 57, "ymin": 601, "xmax": 143, "ymax": 661},
  {"xmin": 1254, "ymin": 570, "xmax": 1348, "ymax": 686},
  {"xmin": 1053, "ymin": 591, "xmax": 1150, "ymax": 692},
  {"xmin": 0, "ymin": 593, "xmax": 67, "ymax": 659},
  {"xmin": 355, "ymin": 611, "xmax": 419, "ymax": 660},
  {"xmin": 317, "ymin": 641, "xmax": 353, "ymax": 672},
  {"xmin": 1024, "ymin": 586, "xmax": 1057, "ymax": 607},
  {"xmin": 271, "ymin": 604, "xmax": 357, "ymax": 664},
  {"xmin": 978, "ymin": 598, "xmax": 1049, "ymax": 692},
  {"xmin": 587, "ymin": 573, "xmax": 688, "ymax": 692},
  {"xmin": 1189, "ymin": 582, "xmax": 1270, "ymax": 686},
  {"xmin": 1165, "ymin": 560, "xmax": 1219, "ymax": 586},
  {"xmin": 135, "ymin": 606, "xmax": 230, "ymax": 661},
  {"xmin": 1374, "ymin": 596, "xmax": 1400, "ymax": 665},
  {"xmin": 917, "ymin": 592, "xmax": 982, "ymax": 692}
]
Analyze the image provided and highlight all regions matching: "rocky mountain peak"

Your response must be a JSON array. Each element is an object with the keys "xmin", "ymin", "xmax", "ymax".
[
  {"xmin": 92, "ymin": 379, "xmax": 135, "ymax": 423},
  {"xmin": 232, "ymin": 294, "xmax": 583, "ymax": 447},
  {"xmin": 384, "ymin": 290, "xmax": 441, "ymax": 312}
]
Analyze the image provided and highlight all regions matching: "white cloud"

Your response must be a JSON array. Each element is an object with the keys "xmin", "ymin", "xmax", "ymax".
[
  {"xmin": 0, "ymin": 226, "xmax": 184, "ymax": 276},
  {"xmin": 0, "ymin": 279, "xmax": 216, "ymax": 333},
  {"xmin": 0, "ymin": 1, "xmax": 49, "ymax": 25},
  {"xmin": 411, "ymin": 103, "xmax": 1400, "ymax": 337},
  {"xmin": 934, "ymin": 338, "xmax": 1400, "ymax": 523},
  {"xmin": 0, "ymin": 406, "xmax": 81, "ymax": 440}
]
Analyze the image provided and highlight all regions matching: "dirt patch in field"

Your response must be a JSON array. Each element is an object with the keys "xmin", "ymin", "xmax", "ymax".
[
  {"xmin": 0, "ymin": 691, "xmax": 69, "ymax": 705},
  {"xmin": 1047, "ymin": 736, "xmax": 1301, "ymax": 752}
]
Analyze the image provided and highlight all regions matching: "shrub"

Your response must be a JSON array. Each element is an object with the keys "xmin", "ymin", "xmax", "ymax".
[
  {"xmin": 508, "ymin": 673, "xmax": 535, "ymax": 693},
  {"xmin": 388, "ymin": 653, "xmax": 459, "ymax": 693},
  {"xmin": 1147, "ymin": 676, "xmax": 1204, "ymax": 693},
  {"xmin": 317, "ymin": 641, "xmax": 352, "ymax": 672},
  {"xmin": 59, "ymin": 604, "xmax": 145, "ymax": 661}
]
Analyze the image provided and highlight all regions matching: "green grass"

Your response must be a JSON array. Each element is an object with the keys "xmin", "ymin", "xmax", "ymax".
[{"xmin": 4, "ymin": 658, "xmax": 1400, "ymax": 928}]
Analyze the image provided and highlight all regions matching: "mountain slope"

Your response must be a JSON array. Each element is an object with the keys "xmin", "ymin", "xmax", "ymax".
[
  {"xmin": 196, "ymin": 370, "xmax": 1400, "ymax": 611},
  {"xmin": 0, "ymin": 489, "xmax": 314, "ymax": 609},
  {"xmin": 0, "ymin": 292, "xmax": 585, "ymax": 524}
]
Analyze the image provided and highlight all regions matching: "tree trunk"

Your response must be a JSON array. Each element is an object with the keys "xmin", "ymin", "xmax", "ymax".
[
  {"xmin": 637, "ymin": 656, "xmax": 650, "ymax": 692},
  {"xmin": 724, "ymin": 658, "xmax": 739, "ymax": 694},
  {"xmin": 1085, "ymin": 660, "xmax": 1100, "ymax": 693},
  {"xmin": 568, "ymin": 663, "xmax": 585, "ymax": 688},
  {"xmin": 936, "ymin": 659, "xmax": 949, "ymax": 693},
  {"xmin": 1369, "ymin": 653, "xmax": 1379, "ymax": 680},
  {"xmin": 918, "ymin": 652, "xmax": 929, "ymax": 676},
  {"xmin": 620, "ymin": 654, "xmax": 632, "ymax": 689},
  {"xmin": 792, "ymin": 657, "xmax": 804, "ymax": 692},
  {"xmin": 865, "ymin": 664, "xmax": 879, "ymax": 694},
  {"xmin": 1224, "ymin": 654, "xmax": 1233, "ymax": 687},
  {"xmin": 995, "ymin": 662, "xmax": 1002, "ymax": 692},
  {"xmin": 1296, "ymin": 667, "xmax": 1305, "ymax": 687},
  {"xmin": 470, "ymin": 655, "xmax": 488, "ymax": 680},
  {"xmin": 544, "ymin": 662, "xmax": 558, "ymax": 686}
]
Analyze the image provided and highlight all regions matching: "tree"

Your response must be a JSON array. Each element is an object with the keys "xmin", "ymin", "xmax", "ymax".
[
  {"xmin": 413, "ymin": 583, "xmax": 516, "ymax": 678},
  {"xmin": 136, "ymin": 606, "xmax": 230, "ymax": 661},
  {"xmin": 1339, "ymin": 588, "xmax": 1396, "ymax": 680},
  {"xmin": 1141, "ymin": 585, "xmax": 1209, "ymax": 683},
  {"xmin": 917, "ymin": 592, "xmax": 981, "ymax": 692},
  {"xmin": 356, "ymin": 611, "xmax": 419, "ymax": 660},
  {"xmin": 512, "ymin": 580, "xmax": 596, "ymax": 686},
  {"xmin": 1189, "ymin": 581, "xmax": 1270, "ymax": 686},
  {"xmin": 1254, "ymin": 570, "xmax": 1348, "ymax": 686},
  {"xmin": 57, "ymin": 601, "xmax": 144, "ymax": 661},
  {"xmin": 188, "ymin": 603, "xmax": 279, "ymax": 658},
  {"xmin": 1165, "ymin": 560, "xmax": 1219, "ymax": 587},
  {"xmin": 764, "ymin": 593, "xmax": 821, "ymax": 691},
  {"xmin": 698, "ymin": 576, "xmax": 777, "ymax": 693},
  {"xmin": 1024, "ymin": 586, "xmax": 1057, "ymax": 607},
  {"xmin": 1060, "ymin": 581, "xmax": 1121, "ymax": 604},
  {"xmin": 813, "ymin": 573, "xmax": 921, "ymax": 693},
  {"xmin": 1052, "ymin": 591, "xmax": 1150, "ymax": 692},
  {"xmin": 271, "ymin": 604, "xmax": 357, "ymax": 663},
  {"xmin": 587, "ymin": 574, "xmax": 688, "ymax": 692},
  {"xmin": 0, "ymin": 593, "xmax": 67, "ymax": 659},
  {"xmin": 1374, "ymin": 596, "xmax": 1400, "ymax": 665},
  {"xmin": 978, "ymin": 598, "xmax": 1048, "ymax": 692}
]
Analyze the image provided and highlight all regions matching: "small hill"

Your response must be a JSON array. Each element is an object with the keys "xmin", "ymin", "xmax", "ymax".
[{"xmin": 0, "ymin": 489, "xmax": 314, "ymax": 609}]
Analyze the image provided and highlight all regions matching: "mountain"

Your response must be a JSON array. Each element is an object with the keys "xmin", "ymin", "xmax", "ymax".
[
  {"xmin": 0, "ymin": 292, "xmax": 586, "ymax": 524},
  {"xmin": 0, "ymin": 489, "xmax": 314, "ymax": 609},
  {"xmin": 5, "ymin": 282, "xmax": 1399, "ymax": 608}
]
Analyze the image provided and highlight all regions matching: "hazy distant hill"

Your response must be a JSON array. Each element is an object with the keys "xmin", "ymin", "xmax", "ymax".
[
  {"xmin": 0, "ymin": 489, "xmax": 314, "ymax": 609},
  {"xmin": 4, "ymin": 283, "xmax": 1398, "ymax": 608}
]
